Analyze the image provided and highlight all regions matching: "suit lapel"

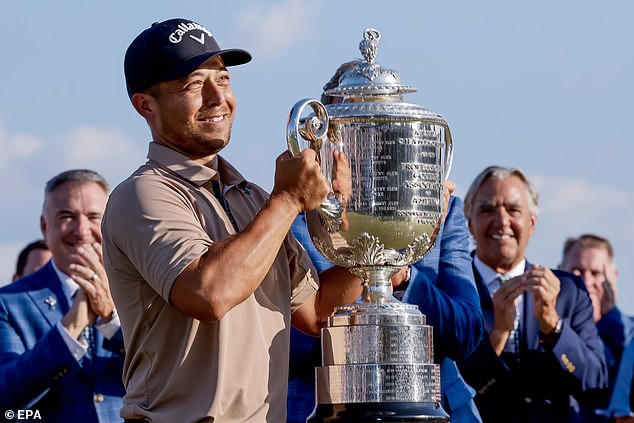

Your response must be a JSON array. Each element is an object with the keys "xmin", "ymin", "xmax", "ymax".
[
  {"xmin": 28, "ymin": 289, "xmax": 64, "ymax": 328},
  {"xmin": 25, "ymin": 263, "xmax": 69, "ymax": 327},
  {"xmin": 472, "ymin": 264, "xmax": 496, "ymax": 333}
]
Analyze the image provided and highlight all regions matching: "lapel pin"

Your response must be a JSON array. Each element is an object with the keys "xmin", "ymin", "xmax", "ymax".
[{"xmin": 44, "ymin": 296, "xmax": 57, "ymax": 310}]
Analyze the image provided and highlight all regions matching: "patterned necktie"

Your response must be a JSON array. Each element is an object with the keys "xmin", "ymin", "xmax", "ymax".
[
  {"xmin": 82, "ymin": 326, "xmax": 95, "ymax": 360},
  {"xmin": 510, "ymin": 299, "xmax": 521, "ymax": 355},
  {"xmin": 496, "ymin": 276, "xmax": 521, "ymax": 355}
]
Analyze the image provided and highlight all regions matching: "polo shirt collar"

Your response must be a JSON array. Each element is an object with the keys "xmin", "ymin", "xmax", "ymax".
[{"xmin": 147, "ymin": 142, "xmax": 249, "ymax": 191}]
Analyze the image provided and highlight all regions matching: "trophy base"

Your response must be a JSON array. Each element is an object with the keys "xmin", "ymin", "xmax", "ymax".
[{"xmin": 306, "ymin": 401, "xmax": 449, "ymax": 422}]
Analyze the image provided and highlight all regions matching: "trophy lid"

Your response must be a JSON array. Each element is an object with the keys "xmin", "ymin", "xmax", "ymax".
[
  {"xmin": 323, "ymin": 28, "xmax": 449, "ymax": 125},
  {"xmin": 324, "ymin": 28, "xmax": 417, "ymax": 99}
]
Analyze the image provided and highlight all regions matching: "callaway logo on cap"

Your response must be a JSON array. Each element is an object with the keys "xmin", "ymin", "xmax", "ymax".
[{"xmin": 124, "ymin": 18, "xmax": 252, "ymax": 98}]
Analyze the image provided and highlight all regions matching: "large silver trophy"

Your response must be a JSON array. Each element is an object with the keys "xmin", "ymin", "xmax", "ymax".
[{"xmin": 287, "ymin": 28, "xmax": 453, "ymax": 422}]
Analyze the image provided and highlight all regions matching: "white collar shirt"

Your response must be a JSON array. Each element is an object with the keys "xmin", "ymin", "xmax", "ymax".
[{"xmin": 473, "ymin": 255, "xmax": 526, "ymax": 297}]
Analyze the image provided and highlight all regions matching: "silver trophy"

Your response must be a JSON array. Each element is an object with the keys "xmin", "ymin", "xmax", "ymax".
[{"xmin": 287, "ymin": 28, "xmax": 453, "ymax": 422}]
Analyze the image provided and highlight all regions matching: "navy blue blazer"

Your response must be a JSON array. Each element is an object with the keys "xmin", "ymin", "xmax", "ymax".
[
  {"xmin": 0, "ymin": 262, "xmax": 125, "ymax": 423},
  {"xmin": 459, "ymin": 262, "xmax": 608, "ymax": 423}
]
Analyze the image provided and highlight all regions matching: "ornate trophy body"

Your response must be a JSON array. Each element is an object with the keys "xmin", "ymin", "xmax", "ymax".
[{"xmin": 287, "ymin": 28, "xmax": 453, "ymax": 422}]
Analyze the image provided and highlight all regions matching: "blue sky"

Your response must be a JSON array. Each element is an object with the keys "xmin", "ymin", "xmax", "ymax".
[{"xmin": 1, "ymin": 0, "xmax": 633, "ymax": 313}]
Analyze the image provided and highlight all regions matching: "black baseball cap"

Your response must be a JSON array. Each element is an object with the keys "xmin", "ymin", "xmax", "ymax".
[{"xmin": 124, "ymin": 18, "xmax": 252, "ymax": 98}]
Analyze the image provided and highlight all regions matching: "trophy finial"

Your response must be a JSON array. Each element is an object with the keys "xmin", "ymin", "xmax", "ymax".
[
  {"xmin": 324, "ymin": 27, "xmax": 416, "ymax": 98},
  {"xmin": 359, "ymin": 28, "xmax": 381, "ymax": 64}
]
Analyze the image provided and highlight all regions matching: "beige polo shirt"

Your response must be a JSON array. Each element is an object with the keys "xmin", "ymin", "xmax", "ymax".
[{"xmin": 102, "ymin": 142, "xmax": 319, "ymax": 423}]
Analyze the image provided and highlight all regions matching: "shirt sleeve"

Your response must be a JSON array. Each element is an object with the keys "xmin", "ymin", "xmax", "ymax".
[
  {"xmin": 55, "ymin": 321, "xmax": 87, "ymax": 361},
  {"xmin": 95, "ymin": 311, "xmax": 121, "ymax": 340},
  {"xmin": 103, "ymin": 175, "xmax": 212, "ymax": 302}
]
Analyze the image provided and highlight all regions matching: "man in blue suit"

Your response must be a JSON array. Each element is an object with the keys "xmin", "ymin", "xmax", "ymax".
[
  {"xmin": 0, "ymin": 169, "xmax": 125, "ymax": 422},
  {"xmin": 458, "ymin": 165, "xmax": 608, "ymax": 423}
]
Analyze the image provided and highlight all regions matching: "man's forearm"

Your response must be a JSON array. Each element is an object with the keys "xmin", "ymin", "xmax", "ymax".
[
  {"xmin": 292, "ymin": 265, "xmax": 361, "ymax": 336},
  {"xmin": 314, "ymin": 266, "xmax": 362, "ymax": 321},
  {"xmin": 171, "ymin": 192, "xmax": 300, "ymax": 321}
]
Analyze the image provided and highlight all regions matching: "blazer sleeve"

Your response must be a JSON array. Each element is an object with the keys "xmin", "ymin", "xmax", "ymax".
[
  {"xmin": 404, "ymin": 196, "xmax": 484, "ymax": 361},
  {"xmin": 0, "ymin": 296, "xmax": 82, "ymax": 409},
  {"xmin": 457, "ymin": 325, "xmax": 514, "ymax": 398},
  {"xmin": 291, "ymin": 213, "xmax": 335, "ymax": 274},
  {"xmin": 597, "ymin": 307, "xmax": 634, "ymax": 364}
]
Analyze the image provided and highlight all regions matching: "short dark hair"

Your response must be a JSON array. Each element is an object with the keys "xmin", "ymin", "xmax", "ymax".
[
  {"xmin": 562, "ymin": 234, "xmax": 614, "ymax": 261},
  {"xmin": 15, "ymin": 239, "xmax": 49, "ymax": 278}
]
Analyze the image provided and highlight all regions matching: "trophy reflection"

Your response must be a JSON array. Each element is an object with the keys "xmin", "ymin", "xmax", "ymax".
[{"xmin": 287, "ymin": 28, "xmax": 453, "ymax": 422}]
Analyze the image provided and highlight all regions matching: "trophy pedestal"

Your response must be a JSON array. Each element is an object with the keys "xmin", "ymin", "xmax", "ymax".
[
  {"xmin": 308, "ymin": 401, "xmax": 449, "ymax": 422},
  {"xmin": 307, "ymin": 301, "xmax": 449, "ymax": 423}
]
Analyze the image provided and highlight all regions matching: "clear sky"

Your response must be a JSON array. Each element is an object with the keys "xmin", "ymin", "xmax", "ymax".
[{"xmin": 1, "ymin": 0, "xmax": 632, "ymax": 313}]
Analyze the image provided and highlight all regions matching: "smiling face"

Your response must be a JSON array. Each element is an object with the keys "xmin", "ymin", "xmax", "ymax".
[
  {"xmin": 134, "ymin": 55, "xmax": 236, "ymax": 160},
  {"xmin": 467, "ymin": 175, "xmax": 537, "ymax": 273},
  {"xmin": 561, "ymin": 244, "xmax": 615, "ymax": 319},
  {"xmin": 40, "ymin": 181, "xmax": 108, "ymax": 276}
]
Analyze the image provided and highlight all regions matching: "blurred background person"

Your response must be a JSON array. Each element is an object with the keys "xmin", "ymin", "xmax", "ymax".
[
  {"xmin": 12, "ymin": 239, "xmax": 52, "ymax": 281},
  {"xmin": 560, "ymin": 234, "xmax": 634, "ymax": 420},
  {"xmin": 0, "ymin": 169, "xmax": 125, "ymax": 422}
]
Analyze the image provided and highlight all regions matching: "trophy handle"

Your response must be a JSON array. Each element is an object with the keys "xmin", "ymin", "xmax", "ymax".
[
  {"xmin": 443, "ymin": 124, "xmax": 454, "ymax": 180},
  {"xmin": 286, "ymin": 99, "xmax": 344, "ymax": 233},
  {"xmin": 286, "ymin": 98, "xmax": 329, "ymax": 156}
]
